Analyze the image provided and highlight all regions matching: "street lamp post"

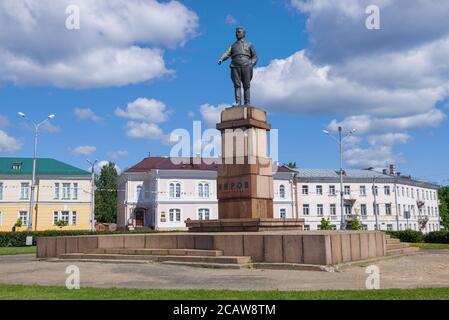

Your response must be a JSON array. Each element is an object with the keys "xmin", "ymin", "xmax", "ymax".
[
  {"xmin": 87, "ymin": 159, "xmax": 98, "ymax": 232},
  {"xmin": 323, "ymin": 126, "xmax": 356, "ymax": 231},
  {"xmin": 18, "ymin": 112, "xmax": 55, "ymax": 232}
]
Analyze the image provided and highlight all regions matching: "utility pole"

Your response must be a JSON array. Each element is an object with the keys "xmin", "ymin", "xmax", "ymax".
[
  {"xmin": 323, "ymin": 126, "xmax": 356, "ymax": 231},
  {"xmin": 87, "ymin": 159, "xmax": 98, "ymax": 232},
  {"xmin": 18, "ymin": 112, "xmax": 55, "ymax": 231}
]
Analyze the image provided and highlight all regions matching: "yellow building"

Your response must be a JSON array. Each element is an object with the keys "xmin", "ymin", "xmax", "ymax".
[{"xmin": 0, "ymin": 157, "xmax": 92, "ymax": 231}]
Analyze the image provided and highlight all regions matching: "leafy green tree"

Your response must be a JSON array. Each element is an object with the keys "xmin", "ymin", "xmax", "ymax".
[
  {"xmin": 95, "ymin": 162, "xmax": 118, "ymax": 223},
  {"xmin": 319, "ymin": 218, "xmax": 333, "ymax": 230},
  {"xmin": 286, "ymin": 162, "xmax": 297, "ymax": 169},
  {"xmin": 349, "ymin": 218, "xmax": 363, "ymax": 231},
  {"xmin": 439, "ymin": 186, "xmax": 449, "ymax": 230}
]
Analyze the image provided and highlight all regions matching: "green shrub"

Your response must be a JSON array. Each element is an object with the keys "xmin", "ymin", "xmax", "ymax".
[
  {"xmin": 318, "ymin": 218, "xmax": 333, "ymax": 230},
  {"xmin": 386, "ymin": 230, "xmax": 424, "ymax": 243},
  {"xmin": 349, "ymin": 219, "xmax": 363, "ymax": 231},
  {"xmin": 0, "ymin": 229, "xmax": 159, "ymax": 247},
  {"xmin": 423, "ymin": 231, "xmax": 449, "ymax": 244}
]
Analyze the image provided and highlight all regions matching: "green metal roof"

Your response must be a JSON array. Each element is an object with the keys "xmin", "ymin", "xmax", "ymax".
[{"xmin": 0, "ymin": 157, "xmax": 90, "ymax": 176}]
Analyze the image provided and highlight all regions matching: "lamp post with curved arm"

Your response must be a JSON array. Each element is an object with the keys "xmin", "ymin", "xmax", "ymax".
[
  {"xmin": 323, "ymin": 126, "xmax": 356, "ymax": 230},
  {"xmin": 18, "ymin": 112, "xmax": 56, "ymax": 231}
]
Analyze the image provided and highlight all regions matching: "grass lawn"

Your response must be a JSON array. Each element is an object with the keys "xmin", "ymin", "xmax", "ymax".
[
  {"xmin": 0, "ymin": 246, "xmax": 36, "ymax": 256},
  {"xmin": 0, "ymin": 284, "xmax": 449, "ymax": 300},
  {"xmin": 409, "ymin": 243, "xmax": 449, "ymax": 250}
]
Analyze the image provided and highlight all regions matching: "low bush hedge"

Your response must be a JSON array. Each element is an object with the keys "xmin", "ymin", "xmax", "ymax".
[
  {"xmin": 386, "ymin": 230, "xmax": 424, "ymax": 243},
  {"xmin": 0, "ymin": 229, "xmax": 159, "ymax": 247},
  {"xmin": 423, "ymin": 231, "xmax": 449, "ymax": 244}
]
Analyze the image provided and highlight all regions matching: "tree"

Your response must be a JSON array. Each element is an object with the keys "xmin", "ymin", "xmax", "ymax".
[
  {"xmin": 95, "ymin": 162, "xmax": 118, "ymax": 223},
  {"xmin": 349, "ymin": 218, "xmax": 363, "ymax": 231},
  {"xmin": 318, "ymin": 218, "xmax": 333, "ymax": 230},
  {"xmin": 286, "ymin": 162, "xmax": 297, "ymax": 169},
  {"xmin": 439, "ymin": 186, "xmax": 449, "ymax": 230}
]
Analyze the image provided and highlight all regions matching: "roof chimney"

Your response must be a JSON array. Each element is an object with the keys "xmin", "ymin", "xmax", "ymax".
[
  {"xmin": 382, "ymin": 169, "xmax": 387, "ymax": 175},
  {"xmin": 389, "ymin": 164, "xmax": 396, "ymax": 176}
]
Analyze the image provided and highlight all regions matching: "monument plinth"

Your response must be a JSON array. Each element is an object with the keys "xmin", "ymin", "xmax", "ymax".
[{"xmin": 186, "ymin": 106, "xmax": 304, "ymax": 232}]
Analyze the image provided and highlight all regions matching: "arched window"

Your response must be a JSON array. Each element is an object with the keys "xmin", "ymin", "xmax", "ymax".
[
  {"xmin": 169, "ymin": 182, "xmax": 181, "ymax": 198},
  {"xmin": 279, "ymin": 185, "xmax": 286, "ymax": 199},
  {"xmin": 169, "ymin": 209, "xmax": 181, "ymax": 222},
  {"xmin": 198, "ymin": 182, "xmax": 210, "ymax": 198},
  {"xmin": 198, "ymin": 208, "xmax": 210, "ymax": 221}
]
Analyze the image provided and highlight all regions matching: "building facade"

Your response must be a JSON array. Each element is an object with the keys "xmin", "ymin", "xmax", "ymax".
[
  {"xmin": 117, "ymin": 157, "xmax": 441, "ymax": 233},
  {"xmin": 0, "ymin": 158, "xmax": 92, "ymax": 231}
]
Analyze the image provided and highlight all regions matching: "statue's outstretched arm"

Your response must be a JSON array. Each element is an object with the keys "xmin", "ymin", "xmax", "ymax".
[{"xmin": 218, "ymin": 46, "xmax": 232, "ymax": 64}]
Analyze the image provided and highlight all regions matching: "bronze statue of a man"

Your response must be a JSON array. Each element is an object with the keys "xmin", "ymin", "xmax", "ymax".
[{"xmin": 218, "ymin": 27, "xmax": 258, "ymax": 106}]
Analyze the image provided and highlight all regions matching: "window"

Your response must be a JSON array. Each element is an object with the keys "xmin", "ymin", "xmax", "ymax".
[
  {"xmin": 72, "ymin": 211, "xmax": 77, "ymax": 225},
  {"xmin": 316, "ymin": 185, "xmax": 323, "ymax": 195},
  {"xmin": 53, "ymin": 211, "xmax": 59, "ymax": 225},
  {"xmin": 198, "ymin": 208, "xmax": 210, "ymax": 221},
  {"xmin": 0, "ymin": 182, "xmax": 3, "ymax": 200},
  {"xmin": 198, "ymin": 183, "xmax": 210, "ymax": 198},
  {"xmin": 317, "ymin": 204, "xmax": 324, "ymax": 216},
  {"xmin": 361, "ymin": 204, "xmax": 367, "ymax": 216},
  {"xmin": 384, "ymin": 186, "xmax": 390, "ymax": 196},
  {"xmin": 73, "ymin": 183, "xmax": 78, "ymax": 200},
  {"xmin": 344, "ymin": 186, "xmax": 351, "ymax": 195},
  {"xmin": 137, "ymin": 185, "xmax": 144, "ymax": 201},
  {"xmin": 360, "ymin": 186, "xmax": 366, "ymax": 196},
  {"xmin": 402, "ymin": 187, "xmax": 405, "ymax": 197},
  {"xmin": 302, "ymin": 204, "xmax": 309, "ymax": 216},
  {"xmin": 330, "ymin": 204, "xmax": 336, "ymax": 215},
  {"xmin": 344, "ymin": 205, "xmax": 351, "ymax": 215},
  {"xmin": 12, "ymin": 163, "xmax": 22, "ymax": 171},
  {"xmin": 329, "ymin": 185, "xmax": 336, "ymax": 196},
  {"xmin": 61, "ymin": 211, "xmax": 70, "ymax": 224},
  {"xmin": 373, "ymin": 186, "xmax": 378, "ymax": 196},
  {"xmin": 20, "ymin": 183, "xmax": 30, "ymax": 200},
  {"xmin": 406, "ymin": 188, "xmax": 409, "ymax": 198},
  {"xmin": 280, "ymin": 208, "xmax": 286, "ymax": 219},
  {"xmin": 304, "ymin": 225, "xmax": 310, "ymax": 231},
  {"xmin": 411, "ymin": 188, "xmax": 415, "ymax": 199},
  {"xmin": 169, "ymin": 183, "xmax": 181, "ymax": 198},
  {"xmin": 54, "ymin": 183, "xmax": 60, "ymax": 199},
  {"xmin": 169, "ymin": 209, "xmax": 181, "ymax": 222},
  {"xmin": 279, "ymin": 185, "xmax": 286, "ymax": 199},
  {"xmin": 302, "ymin": 185, "xmax": 309, "ymax": 195},
  {"xmin": 62, "ymin": 183, "xmax": 71, "ymax": 199},
  {"xmin": 387, "ymin": 224, "xmax": 393, "ymax": 231},
  {"xmin": 386, "ymin": 204, "xmax": 392, "ymax": 215},
  {"xmin": 19, "ymin": 211, "xmax": 28, "ymax": 225}
]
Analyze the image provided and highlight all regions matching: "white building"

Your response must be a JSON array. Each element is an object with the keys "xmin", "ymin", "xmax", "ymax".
[{"xmin": 117, "ymin": 157, "xmax": 440, "ymax": 233}]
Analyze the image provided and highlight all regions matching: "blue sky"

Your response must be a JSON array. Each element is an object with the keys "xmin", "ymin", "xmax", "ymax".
[{"xmin": 0, "ymin": 0, "xmax": 448, "ymax": 185}]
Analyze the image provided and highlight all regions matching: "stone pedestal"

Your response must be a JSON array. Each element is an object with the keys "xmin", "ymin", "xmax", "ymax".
[
  {"xmin": 186, "ymin": 105, "xmax": 304, "ymax": 232},
  {"xmin": 216, "ymin": 106, "xmax": 274, "ymax": 219}
]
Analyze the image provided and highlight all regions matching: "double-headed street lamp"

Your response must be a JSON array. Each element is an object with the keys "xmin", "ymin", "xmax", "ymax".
[
  {"xmin": 18, "ymin": 112, "xmax": 56, "ymax": 232},
  {"xmin": 323, "ymin": 126, "xmax": 356, "ymax": 231}
]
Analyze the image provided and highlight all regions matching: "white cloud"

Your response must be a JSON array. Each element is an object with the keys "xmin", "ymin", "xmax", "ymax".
[
  {"xmin": 110, "ymin": 150, "xmax": 129, "ymax": 159},
  {"xmin": 125, "ymin": 121, "xmax": 164, "ymax": 140},
  {"xmin": 252, "ymin": 0, "xmax": 449, "ymax": 167},
  {"xmin": 200, "ymin": 104, "xmax": 230, "ymax": 127},
  {"xmin": 0, "ymin": 114, "xmax": 10, "ymax": 127},
  {"xmin": 116, "ymin": 98, "xmax": 171, "ymax": 123},
  {"xmin": 0, "ymin": 0, "xmax": 198, "ymax": 88},
  {"xmin": 367, "ymin": 133, "xmax": 412, "ymax": 146},
  {"xmin": 74, "ymin": 108, "xmax": 102, "ymax": 122},
  {"xmin": 71, "ymin": 145, "xmax": 97, "ymax": 156},
  {"xmin": 0, "ymin": 130, "xmax": 23, "ymax": 153},
  {"xmin": 40, "ymin": 121, "xmax": 60, "ymax": 133},
  {"xmin": 225, "ymin": 14, "xmax": 237, "ymax": 25}
]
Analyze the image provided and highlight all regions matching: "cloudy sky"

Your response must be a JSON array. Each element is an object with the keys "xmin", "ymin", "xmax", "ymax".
[{"xmin": 0, "ymin": 0, "xmax": 448, "ymax": 183}]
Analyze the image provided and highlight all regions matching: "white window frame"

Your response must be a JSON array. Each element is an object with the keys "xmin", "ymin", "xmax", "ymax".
[
  {"xmin": 360, "ymin": 186, "xmax": 366, "ymax": 196},
  {"xmin": 19, "ymin": 210, "xmax": 29, "ymax": 226},
  {"xmin": 169, "ymin": 208, "xmax": 182, "ymax": 222},
  {"xmin": 302, "ymin": 185, "xmax": 309, "ymax": 195},
  {"xmin": 344, "ymin": 185, "xmax": 351, "ymax": 195},
  {"xmin": 316, "ymin": 185, "xmax": 323, "ymax": 196},
  {"xmin": 54, "ymin": 183, "xmax": 60, "ymax": 200},
  {"xmin": 198, "ymin": 208, "xmax": 211, "ymax": 221},
  {"xmin": 330, "ymin": 204, "xmax": 336, "ymax": 216},
  {"xmin": 317, "ymin": 204, "xmax": 324, "ymax": 217},
  {"xmin": 169, "ymin": 181, "xmax": 182, "ymax": 199},
  {"xmin": 53, "ymin": 211, "xmax": 59, "ymax": 225},
  {"xmin": 360, "ymin": 204, "xmax": 367, "ymax": 216},
  {"xmin": 136, "ymin": 185, "xmax": 144, "ymax": 201},
  {"xmin": 198, "ymin": 182, "xmax": 211, "ymax": 198},
  {"xmin": 73, "ymin": 183, "xmax": 78, "ymax": 200},
  {"xmin": 302, "ymin": 204, "xmax": 309, "ymax": 216},
  {"xmin": 279, "ymin": 208, "xmax": 287, "ymax": 219},
  {"xmin": 20, "ymin": 183, "xmax": 30, "ymax": 200},
  {"xmin": 62, "ymin": 183, "xmax": 71, "ymax": 200},
  {"xmin": 329, "ymin": 185, "xmax": 336, "ymax": 196},
  {"xmin": 61, "ymin": 211, "xmax": 70, "ymax": 224},
  {"xmin": 279, "ymin": 184, "xmax": 286, "ymax": 199},
  {"xmin": 71, "ymin": 211, "xmax": 77, "ymax": 226}
]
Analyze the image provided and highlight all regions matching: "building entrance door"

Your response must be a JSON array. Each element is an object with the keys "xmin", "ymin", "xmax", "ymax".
[{"xmin": 135, "ymin": 209, "xmax": 145, "ymax": 227}]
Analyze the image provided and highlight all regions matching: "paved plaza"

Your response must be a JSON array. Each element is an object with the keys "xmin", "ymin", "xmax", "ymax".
[{"xmin": 1, "ymin": 250, "xmax": 449, "ymax": 291}]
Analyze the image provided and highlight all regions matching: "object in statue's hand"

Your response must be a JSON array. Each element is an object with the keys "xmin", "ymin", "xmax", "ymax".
[{"xmin": 218, "ymin": 26, "xmax": 258, "ymax": 106}]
